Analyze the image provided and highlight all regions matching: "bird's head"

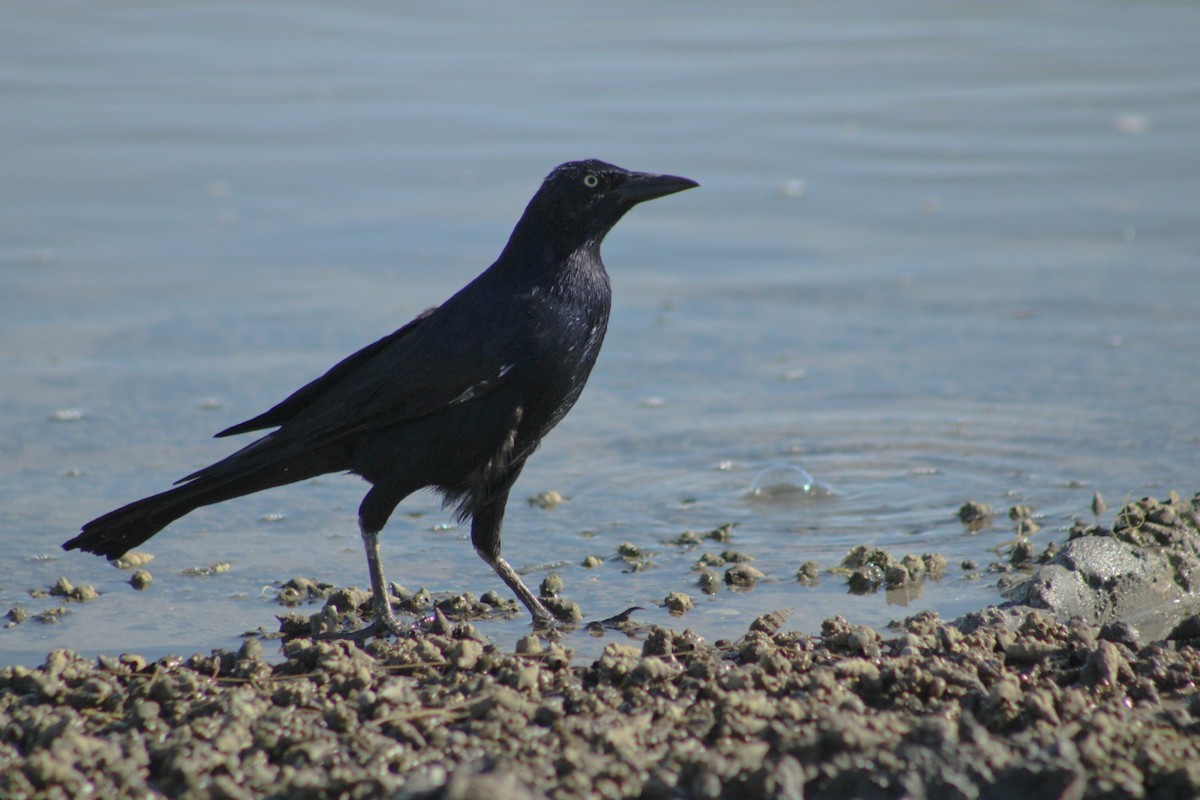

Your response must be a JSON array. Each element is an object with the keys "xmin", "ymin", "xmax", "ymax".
[{"xmin": 524, "ymin": 159, "xmax": 698, "ymax": 256}]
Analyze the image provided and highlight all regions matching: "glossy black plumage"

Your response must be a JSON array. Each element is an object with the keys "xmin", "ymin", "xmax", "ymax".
[{"xmin": 64, "ymin": 159, "xmax": 697, "ymax": 632}]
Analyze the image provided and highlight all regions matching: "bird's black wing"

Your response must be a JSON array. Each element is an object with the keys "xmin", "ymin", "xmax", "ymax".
[
  {"xmin": 208, "ymin": 296, "xmax": 524, "ymax": 449},
  {"xmin": 215, "ymin": 309, "xmax": 436, "ymax": 438}
]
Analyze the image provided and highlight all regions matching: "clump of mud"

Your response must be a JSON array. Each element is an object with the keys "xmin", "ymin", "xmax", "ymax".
[
  {"xmin": 31, "ymin": 577, "xmax": 99, "ymax": 603},
  {"xmin": 833, "ymin": 545, "xmax": 948, "ymax": 602},
  {"xmin": 1004, "ymin": 491, "xmax": 1200, "ymax": 641},
  {"xmin": 275, "ymin": 579, "xmax": 527, "ymax": 641}
]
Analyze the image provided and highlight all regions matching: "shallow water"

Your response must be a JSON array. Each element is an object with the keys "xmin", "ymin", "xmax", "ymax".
[{"xmin": 3, "ymin": 1, "xmax": 1198, "ymax": 666}]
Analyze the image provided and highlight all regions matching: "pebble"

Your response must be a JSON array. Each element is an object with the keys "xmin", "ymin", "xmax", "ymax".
[
  {"xmin": 724, "ymin": 563, "xmax": 765, "ymax": 588},
  {"xmin": 958, "ymin": 500, "xmax": 995, "ymax": 527},
  {"xmin": 539, "ymin": 574, "xmax": 564, "ymax": 597},
  {"xmin": 664, "ymin": 592, "xmax": 694, "ymax": 615},
  {"xmin": 46, "ymin": 577, "xmax": 99, "ymax": 602},
  {"xmin": 527, "ymin": 490, "xmax": 564, "ymax": 509},
  {"xmin": 795, "ymin": 560, "xmax": 820, "ymax": 585}
]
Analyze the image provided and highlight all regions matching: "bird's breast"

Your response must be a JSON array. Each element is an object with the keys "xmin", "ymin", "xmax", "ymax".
[{"xmin": 514, "ymin": 288, "xmax": 610, "ymax": 437}]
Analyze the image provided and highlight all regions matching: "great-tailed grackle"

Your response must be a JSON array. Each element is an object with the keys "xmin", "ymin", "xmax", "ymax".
[{"xmin": 64, "ymin": 159, "xmax": 698, "ymax": 635}]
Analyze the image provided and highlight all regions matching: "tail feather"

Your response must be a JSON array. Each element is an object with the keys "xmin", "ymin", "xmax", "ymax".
[
  {"xmin": 64, "ymin": 485, "xmax": 211, "ymax": 560},
  {"xmin": 66, "ymin": 438, "xmax": 347, "ymax": 560}
]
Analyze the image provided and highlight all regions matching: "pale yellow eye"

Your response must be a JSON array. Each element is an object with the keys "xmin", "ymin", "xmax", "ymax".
[{"xmin": 583, "ymin": 174, "xmax": 599, "ymax": 188}]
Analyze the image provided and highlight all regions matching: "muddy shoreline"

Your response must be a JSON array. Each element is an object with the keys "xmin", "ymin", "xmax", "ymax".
[{"xmin": 3, "ymin": 492, "xmax": 1200, "ymax": 799}]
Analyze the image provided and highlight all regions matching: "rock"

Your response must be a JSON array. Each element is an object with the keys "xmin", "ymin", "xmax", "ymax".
[
  {"xmin": 527, "ymin": 490, "xmax": 563, "ymax": 509},
  {"xmin": 514, "ymin": 635, "xmax": 543, "ymax": 656},
  {"xmin": 1003, "ymin": 497, "xmax": 1200, "ymax": 641},
  {"xmin": 539, "ymin": 574, "xmax": 564, "ymax": 598},
  {"xmin": 1167, "ymin": 614, "xmax": 1200, "ymax": 641},
  {"xmin": 1082, "ymin": 640, "xmax": 1130, "ymax": 688},
  {"xmin": 542, "ymin": 596, "xmax": 582, "ymax": 624},
  {"xmin": 448, "ymin": 640, "xmax": 484, "ymax": 671},
  {"xmin": 114, "ymin": 551, "xmax": 154, "ymax": 570},
  {"xmin": 664, "ymin": 592, "xmax": 694, "ymax": 615},
  {"xmin": 47, "ymin": 577, "xmax": 99, "ymax": 602},
  {"xmin": 749, "ymin": 608, "xmax": 791, "ymax": 635},
  {"xmin": 1098, "ymin": 620, "xmax": 1141, "ymax": 651},
  {"xmin": 1010, "ymin": 538, "xmax": 1036, "ymax": 565},
  {"xmin": 885, "ymin": 563, "xmax": 910, "ymax": 587},
  {"xmin": 958, "ymin": 500, "xmax": 995, "ymax": 527},
  {"xmin": 182, "ymin": 562, "xmax": 232, "ymax": 576},
  {"xmin": 795, "ymin": 561, "xmax": 820, "ymax": 585},
  {"xmin": 613, "ymin": 542, "xmax": 640, "ymax": 559},
  {"xmin": 724, "ymin": 564, "xmax": 765, "ymax": 588}
]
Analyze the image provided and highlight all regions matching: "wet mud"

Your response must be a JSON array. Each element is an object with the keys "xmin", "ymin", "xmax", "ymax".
[{"xmin": 3, "ymin": 492, "xmax": 1200, "ymax": 799}]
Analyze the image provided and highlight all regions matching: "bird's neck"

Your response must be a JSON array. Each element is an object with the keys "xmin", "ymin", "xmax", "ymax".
[{"xmin": 496, "ymin": 216, "xmax": 608, "ymax": 287}]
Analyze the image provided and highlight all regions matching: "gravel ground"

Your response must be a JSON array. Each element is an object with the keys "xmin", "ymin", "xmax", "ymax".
[{"xmin": 3, "ymin": 492, "xmax": 1200, "ymax": 799}]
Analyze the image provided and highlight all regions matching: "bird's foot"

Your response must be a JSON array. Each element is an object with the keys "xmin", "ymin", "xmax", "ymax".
[
  {"xmin": 312, "ymin": 624, "xmax": 380, "ymax": 644},
  {"xmin": 318, "ymin": 595, "xmax": 414, "ymax": 641},
  {"xmin": 368, "ymin": 608, "xmax": 418, "ymax": 639},
  {"xmin": 310, "ymin": 614, "xmax": 410, "ymax": 643}
]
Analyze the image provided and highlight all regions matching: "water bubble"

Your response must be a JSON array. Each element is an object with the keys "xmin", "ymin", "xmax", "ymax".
[
  {"xmin": 747, "ymin": 465, "xmax": 831, "ymax": 502},
  {"xmin": 1112, "ymin": 113, "xmax": 1149, "ymax": 135},
  {"xmin": 781, "ymin": 178, "xmax": 806, "ymax": 198}
]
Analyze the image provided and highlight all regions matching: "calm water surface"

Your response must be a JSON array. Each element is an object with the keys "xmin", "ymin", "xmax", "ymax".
[{"xmin": 3, "ymin": 1, "xmax": 1198, "ymax": 665}]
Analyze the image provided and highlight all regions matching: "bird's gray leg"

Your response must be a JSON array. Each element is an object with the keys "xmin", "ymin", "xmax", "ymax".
[
  {"xmin": 361, "ymin": 522, "xmax": 406, "ymax": 636},
  {"xmin": 472, "ymin": 495, "xmax": 557, "ymax": 628},
  {"xmin": 351, "ymin": 485, "xmax": 414, "ymax": 638},
  {"xmin": 482, "ymin": 551, "xmax": 556, "ymax": 627}
]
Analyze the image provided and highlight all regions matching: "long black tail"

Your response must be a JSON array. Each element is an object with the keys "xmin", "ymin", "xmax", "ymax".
[
  {"xmin": 65, "ymin": 482, "xmax": 234, "ymax": 559},
  {"xmin": 64, "ymin": 436, "xmax": 345, "ymax": 560}
]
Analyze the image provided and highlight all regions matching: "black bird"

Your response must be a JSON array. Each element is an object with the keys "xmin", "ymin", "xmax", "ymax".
[{"xmin": 64, "ymin": 159, "xmax": 698, "ymax": 634}]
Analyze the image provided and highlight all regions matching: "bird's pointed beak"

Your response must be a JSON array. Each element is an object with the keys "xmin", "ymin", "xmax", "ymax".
[{"xmin": 617, "ymin": 172, "xmax": 700, "ymax": 204}]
